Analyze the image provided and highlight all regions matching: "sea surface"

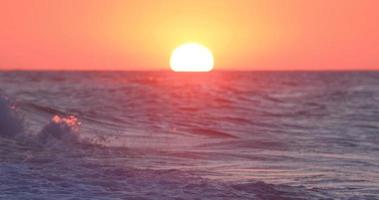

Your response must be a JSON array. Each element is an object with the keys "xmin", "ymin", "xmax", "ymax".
[{"xmin": 0, "ymin": 71, "xmax": 378, "ymax": 199}]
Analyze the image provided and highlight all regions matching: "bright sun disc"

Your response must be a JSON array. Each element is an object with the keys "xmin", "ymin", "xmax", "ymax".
[{"xmin": 170, "ymin": 43, "xmax": 214, "ymax": 72}]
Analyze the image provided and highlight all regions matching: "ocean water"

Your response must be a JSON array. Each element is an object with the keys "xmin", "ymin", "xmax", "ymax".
[{"xmin": 0, "ymin": 71, "xmax": 378, "ymax": 199}]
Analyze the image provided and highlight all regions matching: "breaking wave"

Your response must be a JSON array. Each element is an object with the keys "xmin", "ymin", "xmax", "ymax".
[{"xmin": 38, "ymin": 115, "xmax": 81, "ymax": 145}]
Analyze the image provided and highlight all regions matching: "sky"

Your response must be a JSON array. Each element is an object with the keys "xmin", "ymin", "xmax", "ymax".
[{"xmin": 0, "ymin": 0, "xmax": 378, "ymax": 71}]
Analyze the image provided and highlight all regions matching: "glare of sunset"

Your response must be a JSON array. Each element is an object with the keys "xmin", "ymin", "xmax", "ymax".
[{"xmin": 170, "ymin": 43, "xmax": 214, "ymax": 72}]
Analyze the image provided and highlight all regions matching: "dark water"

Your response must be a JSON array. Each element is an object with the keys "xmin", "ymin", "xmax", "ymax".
[{"xmin": 0, "ymin": 71, "xmax": 378, "ymax": 199}]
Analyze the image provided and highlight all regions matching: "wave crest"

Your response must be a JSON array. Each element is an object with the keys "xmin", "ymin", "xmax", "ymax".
[{"xmin": 38, "ymin": 115, "xmax": 81, "ymax": 144}]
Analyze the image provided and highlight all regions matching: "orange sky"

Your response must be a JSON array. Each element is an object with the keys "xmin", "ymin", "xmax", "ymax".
[{"xmin": 0, "ymin": 0, "xmax": 378, "ymax": 71}]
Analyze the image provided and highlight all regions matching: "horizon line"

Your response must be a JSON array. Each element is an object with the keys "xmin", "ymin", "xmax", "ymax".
[{"xmin": 1, "ymin": 69, "xmax": 379, "ymax": 72}]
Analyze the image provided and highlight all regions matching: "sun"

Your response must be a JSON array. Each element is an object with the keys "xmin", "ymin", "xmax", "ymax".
[{"xmin": 170, "ymin": 43, "xmax": 214, "ymax": 72}]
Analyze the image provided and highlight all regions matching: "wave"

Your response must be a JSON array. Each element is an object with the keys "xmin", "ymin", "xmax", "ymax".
[
  {"xmin": 24, "ymin": 102, "xmax": 67, "ymax": 116},
  {"xmin": 0, "ymin": 95, "xmax": 23, "ymax": 137},
  {"xmin": 38, "ymin": 115, "xmax": 81, "ymax": 145},
  {"xmin": 0, "ymin": 94, "xmax": 91, "ymax": 148},
  {"xmin": 190, "ymin": 128, "xmax": 238, "ymax": 138},
  {"xmin": 0, "ymin": 160, "xmax": 329, "ymax": 200}
]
